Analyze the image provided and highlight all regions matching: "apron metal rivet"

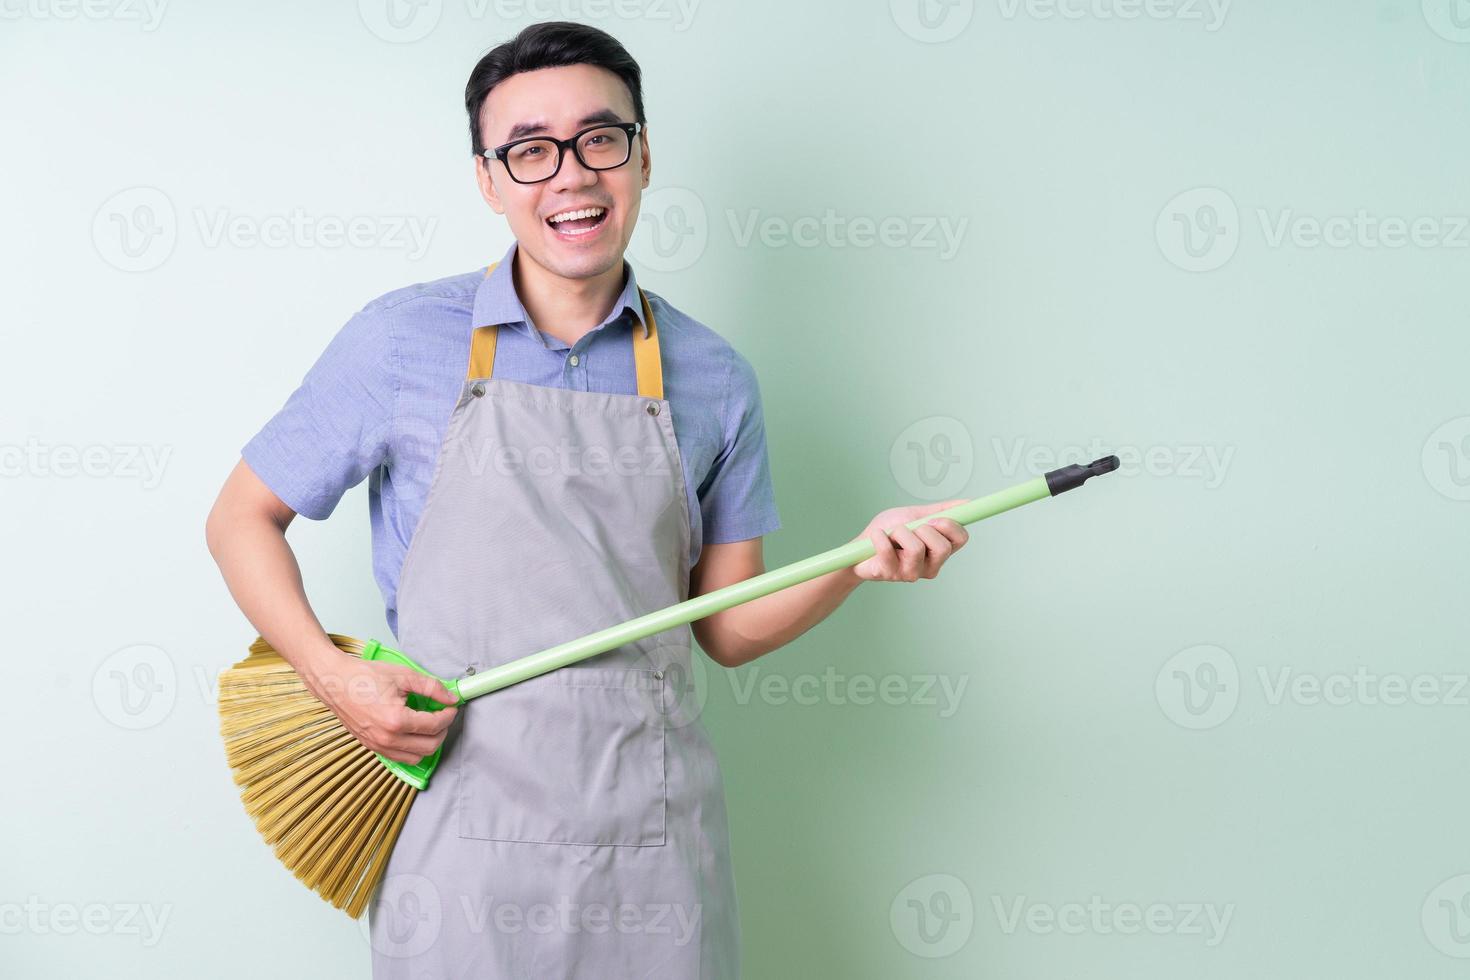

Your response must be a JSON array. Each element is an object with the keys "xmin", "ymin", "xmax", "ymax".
[
  {"xmin": 653, "ymin": 670, "xmax": 664, "ymax": 680},
  {"xmin": 466, "ymin": 666, "xmax": 476, "ymax": 675},
  {"xmin": 471, "ymin": 383, "xmax": 485, "ymax": 398},
  {"xmin": 646, "ymin": 402, "xmax": 659, "ymax": 416}
]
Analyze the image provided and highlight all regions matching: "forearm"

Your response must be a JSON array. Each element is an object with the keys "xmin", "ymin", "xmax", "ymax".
[
  {"xmin": 204, "ymin": 503, "xmax": 346, "ymax": 689},
  {"xmin": 698, "ymin": 563, "xmax": 864, "ymax": 669}
]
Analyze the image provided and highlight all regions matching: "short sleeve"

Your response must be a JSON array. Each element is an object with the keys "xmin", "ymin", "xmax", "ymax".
[
  {"xmin": 241, "ymin": 309, "xmax": 396, "ymax": 521},
  {"xmin": 698, "ymin": 349, "xmax": 782, "ymax": 544}
]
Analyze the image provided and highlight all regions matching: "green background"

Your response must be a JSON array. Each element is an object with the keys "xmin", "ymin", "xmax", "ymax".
[{"xmin": 5, "ymin": 0, "xmax": 1469, "ymax": 976}]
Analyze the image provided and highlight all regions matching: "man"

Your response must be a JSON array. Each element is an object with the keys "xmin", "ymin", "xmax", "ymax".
[{"xmin": 205, "ymin": 21, "xmax": 968, "ymax": 978}]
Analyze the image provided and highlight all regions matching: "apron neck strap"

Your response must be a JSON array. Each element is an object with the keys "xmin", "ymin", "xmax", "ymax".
[{"xmin": 468, "ymin": 260, "xmax": 664, "ymax": 400}]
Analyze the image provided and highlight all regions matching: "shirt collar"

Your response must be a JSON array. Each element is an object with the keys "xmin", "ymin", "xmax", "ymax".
[{"xmin": 471, "ymin": 240, "xmax": 647, "ymax": 347}]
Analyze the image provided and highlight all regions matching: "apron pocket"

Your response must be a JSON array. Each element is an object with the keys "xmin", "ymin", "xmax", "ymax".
[{"xmin": 454, "ymin": 664, "xmax": 667, "ymax": 846}]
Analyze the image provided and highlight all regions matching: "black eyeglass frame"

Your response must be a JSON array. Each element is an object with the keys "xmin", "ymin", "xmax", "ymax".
[{"xmin": 482, "ymin": 121, "xmax": 644, "ymax": 185}]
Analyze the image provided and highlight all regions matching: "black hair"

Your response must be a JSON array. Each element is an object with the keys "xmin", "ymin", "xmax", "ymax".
[{"xmin": 464, "ymin": 21, "xmax": 646, "ymax": 158}]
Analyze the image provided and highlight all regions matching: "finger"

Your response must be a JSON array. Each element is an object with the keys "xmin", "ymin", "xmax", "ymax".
[
  {"xmin": 886, "ymin": 524, "xmax": 927, "ymax": 580},
  {"xmin": 866, "ymin": 526, "xmax": 898, "ymax": 578},
  {"xmin": 381, "ymin": 736, "xmax": 441, "ymax": 764},
  {"xmin": 400, "ymin": 732, "xmax": 446, "ymax": 756},
  {"xmin": 396, "ymin": 703, "xmax": 458, "ymax": 736},
  {"xmin": 911, "ymin": 523, "xmax": 954, "ymax": 577},
  {"xmin": 924, "ymin": 517, "xmax": 969, "ymax": 550},
  {"xmin": 395, "ymin": 668, "xmax": 459, "ymax": 708}
]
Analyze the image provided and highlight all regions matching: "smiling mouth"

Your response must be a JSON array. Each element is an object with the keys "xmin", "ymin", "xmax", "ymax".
[{"xmin": 546, "ymin": 206, "xmax": 609, "ymax": 237}]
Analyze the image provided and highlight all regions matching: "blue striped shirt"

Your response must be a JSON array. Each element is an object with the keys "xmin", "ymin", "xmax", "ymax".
[{"xmin": 242, "ymin": 241, "xmax": 781, "ymax": 638}]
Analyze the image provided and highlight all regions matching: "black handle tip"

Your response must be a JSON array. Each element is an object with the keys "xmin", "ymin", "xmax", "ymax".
[{"xmin": 1044, "ymin": 455, "xmax": 1121, "ymax": 496}]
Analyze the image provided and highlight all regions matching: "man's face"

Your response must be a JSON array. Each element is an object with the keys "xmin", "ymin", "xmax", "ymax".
[{"xmin": 476, "ymin": 63, "xmax": 650, "ymax": 281}]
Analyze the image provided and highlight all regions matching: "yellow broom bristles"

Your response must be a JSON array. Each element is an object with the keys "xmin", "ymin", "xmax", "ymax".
[{"xmin": 217, "ymin": 634, "xmax": 418, "ymax": 919}]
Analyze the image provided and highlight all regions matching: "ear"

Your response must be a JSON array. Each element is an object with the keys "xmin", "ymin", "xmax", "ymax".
[
  {"xmin": 639, "ymin": 124, "xmax": 651, "ymax": 189},
  {"xmin": 475, "ymin": 156, "xmax": 505, "ymax": 214}
]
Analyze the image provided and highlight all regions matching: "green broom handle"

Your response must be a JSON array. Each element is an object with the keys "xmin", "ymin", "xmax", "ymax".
[{"xmin": 452, "ymin": 456, "xmax": 1118, "ymax": 702}]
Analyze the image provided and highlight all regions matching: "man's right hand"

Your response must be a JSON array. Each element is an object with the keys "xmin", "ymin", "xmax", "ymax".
[
  {"xmin": 304, "ymin": 651, "xmax": 460, "ymax": 765},
  {"xmin": 206, "ymin": 460, "xmax": 461, "ymax": 766}
]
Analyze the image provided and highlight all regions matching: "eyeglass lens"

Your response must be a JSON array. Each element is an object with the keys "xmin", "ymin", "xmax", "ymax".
[{"xmin": 505, "ymin": 126, "xmax": 632, "ymax": 182}]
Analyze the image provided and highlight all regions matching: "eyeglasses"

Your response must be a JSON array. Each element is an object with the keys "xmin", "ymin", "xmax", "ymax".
[{"xmin": 483, "ymin": 121, "xmax": 643, "ymax": 185}]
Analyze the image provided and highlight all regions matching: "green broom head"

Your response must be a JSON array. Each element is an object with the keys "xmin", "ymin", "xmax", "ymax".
[{"xmin": 359, "ymin": 638, "xmax": 462, "ymax": 790}]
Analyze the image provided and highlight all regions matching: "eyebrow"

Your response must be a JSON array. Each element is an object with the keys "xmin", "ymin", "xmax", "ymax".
[{"xmin": 502, "ymin": 109, "xmax": 625, "ymax": 143}]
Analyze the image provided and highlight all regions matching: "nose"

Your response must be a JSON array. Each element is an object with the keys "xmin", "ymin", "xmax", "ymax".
[{"xmin": 548, "ymin": 145, "xmax": 599, "ymax": 195}]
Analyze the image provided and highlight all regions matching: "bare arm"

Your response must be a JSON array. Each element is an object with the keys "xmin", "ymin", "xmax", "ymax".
[
  {"xmin": 204, "ymin": 458, "xmax": 457, "ymax": 763},
  {"xmin": 690, "ymin": 537, "xmax": 861, "ymax": 669},
  {"xmin": 689, "ymin": 500, "xmax": 971, "ymax": 669}
]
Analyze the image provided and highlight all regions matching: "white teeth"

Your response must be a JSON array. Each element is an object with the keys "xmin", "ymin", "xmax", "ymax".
[{"xmin": 548, "ymin": 207, "xmax": 607, "ymax": 224}]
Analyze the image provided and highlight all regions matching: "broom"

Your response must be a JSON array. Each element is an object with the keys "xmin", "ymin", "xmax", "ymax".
[{"xmin": 218, "ymin": 457, "xmax": 1120, "ymax": 917}]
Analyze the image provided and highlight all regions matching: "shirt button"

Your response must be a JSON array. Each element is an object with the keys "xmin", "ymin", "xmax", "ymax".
[{"xmin": 568, "ymin": 354, "xmax": 580, "ymax": 366}]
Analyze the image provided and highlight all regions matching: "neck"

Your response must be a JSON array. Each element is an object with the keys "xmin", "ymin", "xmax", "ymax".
[{"xmin": 512, "ymin": 247, "xmax": 627, "ymax": 348}]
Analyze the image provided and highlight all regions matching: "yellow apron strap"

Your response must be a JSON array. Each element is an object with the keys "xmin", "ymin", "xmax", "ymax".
[
  {"xmin": 467, "ymin": 260, "xmax": 664, "ymax": 400},
  {"xmin": 466, "ymin": 262, "xmax": 500, "ymax": 381},
  {"xmin": 633, "ymin": 289, "xmax": 664, "ymax": 401}
]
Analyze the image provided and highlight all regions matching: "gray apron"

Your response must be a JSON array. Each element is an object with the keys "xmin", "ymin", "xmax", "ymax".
[{"xmin": 367, "ymin": 262, "xmax": 740, "ymax": 979}]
